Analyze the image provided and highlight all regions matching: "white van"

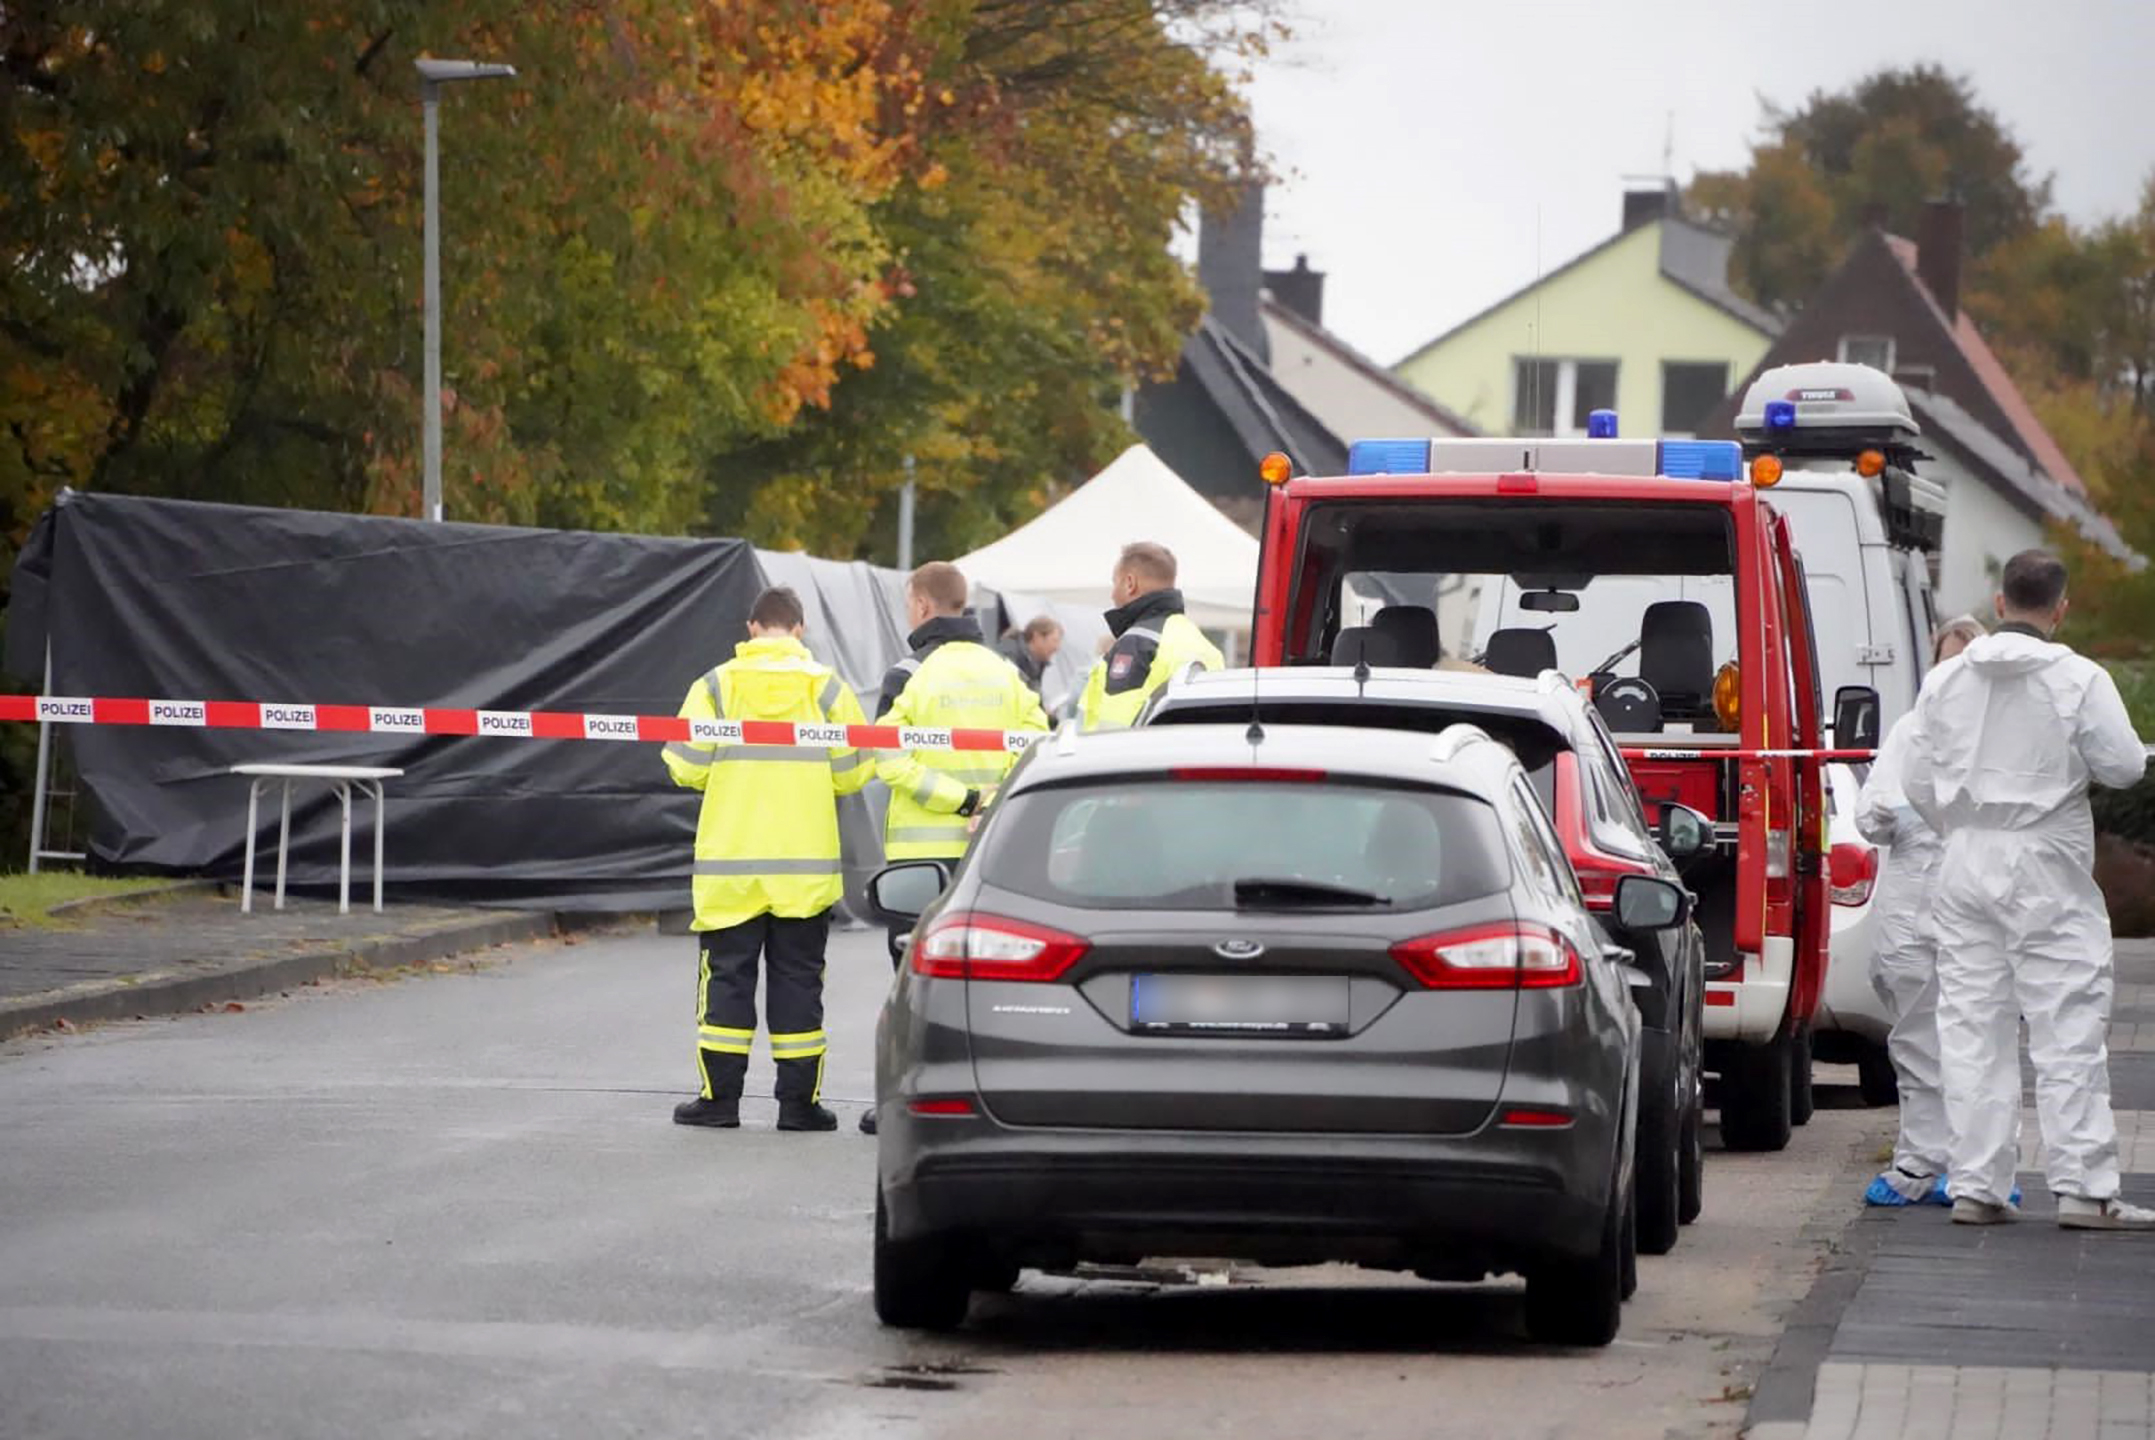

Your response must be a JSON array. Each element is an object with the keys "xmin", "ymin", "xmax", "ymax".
[
  {"xmin": 1734, "ymin": 363, "xmax": 1947, "ymax": 1105},
  {"xmin": 1458, "ymin": 363, "xmax": 1945, "ymax": 1111}
]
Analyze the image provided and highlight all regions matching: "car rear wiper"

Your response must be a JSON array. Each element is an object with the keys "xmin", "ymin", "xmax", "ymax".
[{"xmin": 1231, "ymin": 877, "xmax": 1392, "ymax": 908}]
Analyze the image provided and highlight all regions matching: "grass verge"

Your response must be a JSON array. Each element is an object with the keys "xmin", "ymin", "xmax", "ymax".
[{"xmin": 0, "ymin": 872, "xmax": 170, "ymax": 928}]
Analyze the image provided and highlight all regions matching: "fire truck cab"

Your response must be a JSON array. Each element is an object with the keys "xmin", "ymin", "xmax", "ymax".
[{"xmin": 1252, "ymin": 429, "xmax": 1864, "ymax": 1152}]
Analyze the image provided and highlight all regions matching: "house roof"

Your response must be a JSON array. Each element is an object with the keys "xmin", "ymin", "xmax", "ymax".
[
  {"xmin": 1395, "ymin": 215, "xmax": 1781, "ymax": 370},
  {"xmin": 1260, "ymin": 294, "xmax": 1479, "ymax": 437},
  {"xmin": 1657, "ymin": 221, "xmax": 1783, "ymax": 335},
  {"xmin": 1879, "ymin": 235, "xmax": 2086, "ymax": 496},
  {"xmin": 1183, "ymin": 313, "xmax": 1348, "ymax": 477},
  {"xmin": 1906, "ymin": 388, "xmax": 2128, "ymax": 558}
]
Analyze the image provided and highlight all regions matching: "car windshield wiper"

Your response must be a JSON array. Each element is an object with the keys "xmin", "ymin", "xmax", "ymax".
[{"xmin": 1231, "ymin": 876, "xmax": 1392, "ymax": 908}]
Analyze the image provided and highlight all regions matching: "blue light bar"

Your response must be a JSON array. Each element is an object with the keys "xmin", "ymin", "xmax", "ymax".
[
  {"xmin": 1346, "ymin": 438, "xmax": 1432, "ymax": 475},
  {"xmin": 1764, "ymin": 399, "xmax": 1797, "ymax": 431},
  {"xmin": 1656, "ymin": 439, "xmax": 1743, "ymax": 482},
  {"xmin": 1586, "ymin": 409, "xmax": 1619, "ymax": 439}
]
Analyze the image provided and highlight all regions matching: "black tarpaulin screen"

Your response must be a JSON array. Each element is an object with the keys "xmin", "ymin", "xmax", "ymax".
[{"xmin": 7, "ymin": 491, "xmax": 779, "ymax": 909}]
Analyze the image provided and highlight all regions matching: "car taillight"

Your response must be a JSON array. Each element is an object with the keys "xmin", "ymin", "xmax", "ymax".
[
  {"xmin": 1828, "ymin": 842, "xmax": 1879, "ymax": 907},
  {"xmin": 911, "ymin": 913, "xmax": 1088, "ymax": 982},
  {"xmin": 1390, "ymin": 923, "xmax": 1582, "ymax": 990},
  {"xmin": 1575, "ymin": 869, "xmax": 1618, "ymax": 909},
  {"xmin": 1573, "ymin": 859, "xmax": 1651, "ymax": 912}
]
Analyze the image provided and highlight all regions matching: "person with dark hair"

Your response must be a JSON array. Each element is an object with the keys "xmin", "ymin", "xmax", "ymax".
[
  {"xmin": 662, "ymin": 586, "xmax": 872, "ymax": 1132},
  {"xmin": 996, "ymin": 615, "xmax": 1063, "ymax": 697},
  {"xmin": 862, "ymin": 562, "xmax": 1048, "ymax": 1134},
  {"xmin": 1854, "ymin": 615, "xmax": 1985, "ymax": 1207},
  {"xmin": 1079, "ymin": 541, "xmax": 1224, "ymax": 730},
  {"xmin": 1903, "ymin": 550, "xmax": 2151, "ymax": 1228}
]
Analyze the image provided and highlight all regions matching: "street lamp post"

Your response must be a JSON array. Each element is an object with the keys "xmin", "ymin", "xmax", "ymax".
[{"xmin": 416, "ymin": 57, "xmax": 516, "ymax": 524}]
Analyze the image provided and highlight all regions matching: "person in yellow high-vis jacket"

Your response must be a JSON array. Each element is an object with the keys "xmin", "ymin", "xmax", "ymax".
[
  {"xmin": 1080, "ymin": 541, "xmax": 1224, "ymax": 731},
  {"xmin": 874, "ymin": 561, "xmax": 1050, "ymax": 864},
  {"xmin": 859, "ymin": 562, "xmax": 1048, "ymax": 1134},
  {"xmin": 662, "ymin": 586, "xmax": 871, "ymax": 1132}
]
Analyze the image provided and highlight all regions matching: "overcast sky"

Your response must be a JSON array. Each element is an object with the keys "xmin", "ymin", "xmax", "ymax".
[{"xmin": 1239, "ymin": 0, "xmax": 2155, "ymax": 365}]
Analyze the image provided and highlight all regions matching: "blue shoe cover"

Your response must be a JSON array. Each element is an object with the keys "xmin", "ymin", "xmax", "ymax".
[
  {"xmin": 1865, "ymin": 1175, "xmax": 1922, "ymax": 1206},
  {"xmin": 1928, "ymin": 1176, "xmax": 2021, "ymax": 1207}
]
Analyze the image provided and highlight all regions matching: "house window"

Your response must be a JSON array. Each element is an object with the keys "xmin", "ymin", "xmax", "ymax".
[
  {"xmin": 1512, "ymin": 358, "xmax": 1620, "ymax": 437},
  {"xmin": 1838, "ymin": 335, "xmax": 1896, "ymax": 372},
  {"xmin": 1661, "ymin": 361, "xmax": 1731, "ymax": 436}
]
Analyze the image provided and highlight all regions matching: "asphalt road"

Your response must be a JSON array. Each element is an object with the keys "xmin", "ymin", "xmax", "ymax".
[{"xmin": 0, "ymin": 926, "xmax": 1885, "ymax": 1440}]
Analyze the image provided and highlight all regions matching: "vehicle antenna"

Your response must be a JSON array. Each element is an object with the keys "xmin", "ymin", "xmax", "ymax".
[{"xmin": 1530, "ymin": 205, "xmax": 1543, "ymax": 429}]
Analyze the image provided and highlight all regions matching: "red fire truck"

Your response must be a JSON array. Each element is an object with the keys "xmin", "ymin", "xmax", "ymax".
[{"xmin": 1251, "ymin": 431, "xmax": 1869, "ymax": 1150}]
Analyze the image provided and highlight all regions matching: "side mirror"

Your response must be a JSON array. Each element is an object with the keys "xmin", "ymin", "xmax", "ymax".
[
  {"xmin": 1613, "ymin": 873, "xmax": 1690, "ymax": 932},
  {"xmin": 1656, "ymin": 802, "xmax": 1712, "ymax": 861},
  {"xmin": 866, "ymin": 861, "xmax": 951, "ymax": 927},
  {"xmin": 1833, "ymin": 684, "xmax": 1882, "ymax": 753}
]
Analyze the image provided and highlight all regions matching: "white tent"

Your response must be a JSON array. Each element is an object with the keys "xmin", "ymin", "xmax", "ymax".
[{"xmin": 955, "ymin": 444, "xmax": 1258, "ymax": 632}]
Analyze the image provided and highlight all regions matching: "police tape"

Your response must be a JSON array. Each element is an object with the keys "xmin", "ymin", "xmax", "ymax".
[
  {"xmin": 0, "ymin": 694, "xmax": 1038, "ymax": 754},
  {"xmin": 1620, "ymin": 746, "xmax": 1877, "ymax": 762},
  {"xmin": 0, "ymin": 694, "xmax": 1891, "ymax": 761}
]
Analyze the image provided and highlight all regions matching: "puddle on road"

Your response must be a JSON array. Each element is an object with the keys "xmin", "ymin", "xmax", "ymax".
[{"xmin": 856, "ymin": 1359, "xmax": 1001, "ymax": 1392}]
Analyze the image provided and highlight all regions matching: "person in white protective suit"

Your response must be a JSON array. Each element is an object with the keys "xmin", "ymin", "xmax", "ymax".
[
  {"xmin": 1856, "ymin": 615, "xmax": 1990, "ymax": 1207},
  {"xmin": 1902, "ymin": 551, "xmax": 2151, "ymax": 1229}
]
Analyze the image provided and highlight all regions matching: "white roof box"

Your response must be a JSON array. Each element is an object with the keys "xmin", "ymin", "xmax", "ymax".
[{"xmin": 1735, "ymin": 361, "xmax": 1921, "ymax": 447}]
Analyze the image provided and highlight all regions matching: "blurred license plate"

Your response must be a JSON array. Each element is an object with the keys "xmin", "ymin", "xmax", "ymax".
[{"xmin": 1131, "ymin": 975, "xmax": 1349, "ymax": 1035}]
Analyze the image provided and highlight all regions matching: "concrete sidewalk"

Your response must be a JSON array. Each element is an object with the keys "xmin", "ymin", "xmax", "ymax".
[
  {"xmin": 0, "ymin": 888, "xmax": 558, "ymax": 1038},
  {"xmin": 1749, "ymin": 938, "xmax": 2155, "ymax": 1439}
]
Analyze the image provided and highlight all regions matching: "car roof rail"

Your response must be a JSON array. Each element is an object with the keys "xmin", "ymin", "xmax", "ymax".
[{"xmin": 1429, "ymin": 721, "xmax": 1497, "ymax": 765}]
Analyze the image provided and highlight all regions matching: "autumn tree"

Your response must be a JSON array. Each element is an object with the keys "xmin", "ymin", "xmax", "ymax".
[
  {"xmin": 1687, "ymin": 65, "xmax": 2051, "ymax": 314},
  {"xmin": 701, "ymin": 0, "xmax": 1272, "ymax": 561}
]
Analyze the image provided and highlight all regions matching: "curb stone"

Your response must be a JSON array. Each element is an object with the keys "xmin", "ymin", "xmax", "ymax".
[
  {"xmin": 1742, "ymin": 1120, "xmax": 1895, "ymax": 1434},
  {"xmin": 0, "ymin": 910, "xmax": 560, "ymax": 1040}
]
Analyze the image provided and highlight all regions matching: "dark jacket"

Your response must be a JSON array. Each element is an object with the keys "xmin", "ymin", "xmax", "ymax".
[{"xmin": 996, "ymin": 632, "xmax": 1046, "ymax": 695}]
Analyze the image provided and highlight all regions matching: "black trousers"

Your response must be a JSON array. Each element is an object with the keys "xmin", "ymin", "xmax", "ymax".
[{"xmin": 696, "ymin": 910, "xmax": 830, "ymax": 1103}]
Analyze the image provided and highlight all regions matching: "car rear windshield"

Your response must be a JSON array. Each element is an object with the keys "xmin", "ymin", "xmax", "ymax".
[
  {"xmin": 980, "ymin": 779, "xmax": 1510, "ymax": 912},
  {"xmin": 1146, "ymin": 699, "xmax": 1564, "ymax": 815}
]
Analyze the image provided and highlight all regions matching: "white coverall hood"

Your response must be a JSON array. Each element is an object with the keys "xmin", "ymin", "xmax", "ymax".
[{"xmin": 1901, "ymin": 628, "xmax": 2146, "ymax": 1206}]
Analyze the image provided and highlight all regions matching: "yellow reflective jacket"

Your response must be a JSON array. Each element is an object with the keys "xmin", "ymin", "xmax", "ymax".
[
  {"xmin": 662, "ymin": 635, "xmax": 871, "ymax": 931},
  {"xmin": 1081, "ymin": 589, "xmax": 1225, "ymax": 731},
  {"xmin": 876, "ymin": 618, "xmax": 1050, "ymax": 860}
]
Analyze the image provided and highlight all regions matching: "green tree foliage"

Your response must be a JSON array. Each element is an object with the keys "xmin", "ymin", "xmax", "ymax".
[
  {"xmin": 1691, "ymin": 65, "xmax": 2155, "ymax": 660},
  {"xmin": 1687, "ymin": 65, "xmax": 2051, "ymax": 314},
  {"xmin": 1971, "ymin": 175, "xmax": 2155, "ymax": 659},
  {"xmin": 703, "ymin": 0, "xmax": 1268, "ymax": 560},
  {"xmin": 2, "ymin": 0, "xmax": 1264, "ymax": 563},
  {"xmin": 0, "ymin": 1, "xmax": 959, "ymax": 548}
]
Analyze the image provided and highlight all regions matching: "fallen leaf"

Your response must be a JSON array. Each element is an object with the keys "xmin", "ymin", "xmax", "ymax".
[
  {"xmin": 50, "ymin": 1018, "xmax": 74, "ymax": 1033},
  {"xmin": 223, "ymin": 1001, "xmax": 246, "ymax": 1013}
]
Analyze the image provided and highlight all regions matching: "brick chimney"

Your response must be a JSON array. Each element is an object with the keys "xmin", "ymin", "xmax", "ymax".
[
  {"xmin": 1916, "ymin": 198, "xmax": 1964, "ymax": 318},
  {"xmin": 1622, "ymin": 180, "xmax": 1675, "ymax": 232},
  {"xmin": 1263, "ymin": 254, "xmax": 1325, "ymax": 327},
  {"xmin": 1198, "ymin": 183, "xmax": 1267, "ymax": 362}
]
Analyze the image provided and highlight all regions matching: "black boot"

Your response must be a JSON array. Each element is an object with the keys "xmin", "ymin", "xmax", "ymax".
[
  {"xmin": 858, "ymin": 1108, "xmax": 879, "ymax": 1135},
  {"xmin": 777, "ymin": 1101, "xmax": 839, "ymax": 1132},
  {"xmin": 673, "ymin": 1096, "xmax": 740, "ymax": 1128}
]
